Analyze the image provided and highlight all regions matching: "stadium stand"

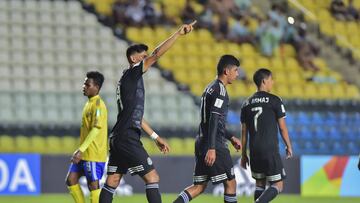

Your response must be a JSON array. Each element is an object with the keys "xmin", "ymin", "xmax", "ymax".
[
  {"xmin": 0, "ymin": 0, "xmax": 199, "ymax": 154},
  {"xmin": 0, "ymin": 0, "xmax": 359, "ymax": 156},
  {"xmin": 289, "ymin": 0, "xmax": 360, "ymax": 60}
]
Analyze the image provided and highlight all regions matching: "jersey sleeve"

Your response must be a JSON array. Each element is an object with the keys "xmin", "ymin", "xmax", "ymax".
[
  {"xmin": 128, "ymin": 61, "xmax": 144, "ymax": 79},
  {"xmin": 240, "ymin": 101, "xmax": 247, "ymax": 123},
  {"xmin": 209, "ymin": 85, "xmax": 226, "ymax": 115},
  {"xmin": 93, "ymin": 100, "xmax": 107, "ymax": 129},
  {"xmin": 273, "ymin": 96, "xmax": 286, "ymax": 119}
]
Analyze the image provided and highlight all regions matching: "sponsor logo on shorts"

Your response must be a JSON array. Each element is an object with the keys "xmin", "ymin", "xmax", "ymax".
[
  {"xmin": 147, "ymin": 157, "xmax": 153, "ymax": 165},
  {"xmin": 86, "ymin": 162, "xmax": 91, "ymax": 172}
]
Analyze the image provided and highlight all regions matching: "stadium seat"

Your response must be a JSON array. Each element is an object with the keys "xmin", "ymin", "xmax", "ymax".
[
  {"xmin": 30, "ymin": 135, "xmax": 46, "ymax": 153},
  {"xmin": 46, "ymin": 136, "xmax": 63, "ymax": 154},
  {"xmin": 0, "ymin": 135, "xmax": 15, "ymax": 152},
  {"xmin": 15, "ymin": 135, "xmax": 31, "ymax": 153}
]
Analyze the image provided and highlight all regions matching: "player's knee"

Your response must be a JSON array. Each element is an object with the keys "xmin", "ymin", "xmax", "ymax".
[
  {"xmin": 148, "ymin": 174, "xmax": 160, "ymax": 183},
  {"xmin": 106, "ymin": 175, "xmax": 121, "ymax": 188},
  {"xmin": 65, "ymin": 174, "xmax": 77, "ymax": 186},
  {"xmin": 143, "ymin": 169, "xmax": 160, "ymax": 183},
  {"xmin": 194, "ymin": 184, "xmax": 207, "ymax": 194}
]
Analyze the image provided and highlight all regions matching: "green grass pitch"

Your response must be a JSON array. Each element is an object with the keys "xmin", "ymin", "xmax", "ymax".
[{"xmin": 1, "ymin": 194, "xmax": 360, "ymax": 203}]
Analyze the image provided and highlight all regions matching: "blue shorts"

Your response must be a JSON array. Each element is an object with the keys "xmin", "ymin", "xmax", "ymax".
[{"xmin": 69, "ymin": 160, "xmax": 105, "ymax": 182}]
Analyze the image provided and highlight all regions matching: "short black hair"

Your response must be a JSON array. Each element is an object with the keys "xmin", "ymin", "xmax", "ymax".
[
  {"xmin": 253, "ymin": 68, "xmax": 272, "ymax": 88},
  {"xmin": 217, "ymin": 55, "xmax": 240, "ymax": 76},
  {"xmin": 86, "ymin": 71, "xmax": 104, "ymax": 90},
  {"xmin": 126, "ymin": 44, "xmax": 148, "ymax": 63}
]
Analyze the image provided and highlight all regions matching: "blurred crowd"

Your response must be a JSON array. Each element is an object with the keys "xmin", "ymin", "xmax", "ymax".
[
  {"xmin": 330, "ymin": 0, "xmax": 360, "ymax": 21},
  {"xmin": 109, "ymin": 0, "xmax": 321, "ymax": 72}
]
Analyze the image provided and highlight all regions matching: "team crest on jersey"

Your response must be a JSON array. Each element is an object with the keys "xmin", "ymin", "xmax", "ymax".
[
  {"xmin": 147, "ymin": 157, "xmax": 153, "ymax": 165},
  {"xmin": 96, "ymin": 109, "xmax": 101, "ymax": 117},
  {"xmin": 214, "ymin": 98, "xmax": 224, "ymax": 108}
]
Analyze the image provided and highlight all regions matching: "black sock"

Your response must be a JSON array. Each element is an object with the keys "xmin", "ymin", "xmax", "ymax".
[
  {"xmin": 256, "ymin": 185, "xmax": 279, "ymax": 203},
  {"xmin": 99, "ymin": 184, "xmax": 116, "ymax": 203},
  {"xmin": 145, "ymin": 182, "xmax": 162, "ymax": 203},
  {"xmin": 173, "ymin": 190, "xmax": 192, "ymax": 203},
  {"xmin": 224, "ymin": 193, "xmax": 237, "ymax": 203},
  {"xmin": 254, "ymin": 186, "xmax": 265, "ymax": 201}
]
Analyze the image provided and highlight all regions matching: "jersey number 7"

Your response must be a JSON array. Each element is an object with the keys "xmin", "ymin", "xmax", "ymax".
[{"xmin": 251, "ymin": 107, "xmax": 263, "ymax": 132}]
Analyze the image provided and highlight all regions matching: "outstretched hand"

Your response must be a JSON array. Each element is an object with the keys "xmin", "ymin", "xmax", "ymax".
[
  {"xmin": 230, "ymin": 137, "xmax": 242, "ymax": 152},
  {"xmin": 178, "ymin": 20, "xmax": 197, "ymax": 35},
  {"xmin": 286, "ymin": 146, "xmax": 293, "ymax": 159},
  {"xmin": 155, "ymin": 137, "xmax": 170, "ymax": 154}
]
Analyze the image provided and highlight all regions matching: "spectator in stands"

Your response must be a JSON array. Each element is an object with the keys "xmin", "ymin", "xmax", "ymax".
[
  {"xmin": 198, "ymin": 3, "xmax": 215, "ymax": 31},
  {"xmin": 256, "ymin": 17, "xmax": 283, "ymax": 56},
  {"xmin": 233, "ymin": 0, "xmax": 252, "ymax": 17},
  {"xmin": 214, "ymin": 14, "xmax": 230, "ymax": 41},
  {"xmin": 234, "ymin": 0, "xmax": 251, "ymax": 11},
  {"xmin": 143, "ymin": 0, "xmax": 158, "ymax": 27},
  {"xmin": 347, "ymin": 0, "xmax": 359, "ymax": 20},
  {"xmin": 228, "ymin": 15, "xmax": 255, "ymax": 44},
  {"xmin": 295, "ymin": 27, "xmax": 320, "ymax": 72},
  {"xmin": 112, "ymin": 0, "xmax": 130, "ymax": 26},
  {"xmin": 330, "ymin": 0, "xmax": 349, "ymax": 20},
  {"xmin": 181, "ymin": 0, "xmax": 197, "ymax": 24},
  {"xmin": 297, "ymin": 42, "xmax": 319, "ymax": 72},
  {"xmin": 209, "ymin": 0, "xmax": 239, "ymax": 16},
  {"xmin": 282, "ymin": 21, "xmax": 298, "ymax": 44},
  {"xmin": 124, "ymin": 0, "xmax": 145, "ymax": 26},
  {"xmin": 268, "ymin": 3, "xmax": 287, "ymax": 32}
]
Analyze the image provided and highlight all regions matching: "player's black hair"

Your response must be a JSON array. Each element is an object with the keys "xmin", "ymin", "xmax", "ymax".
[
  {"xmin": 86, "ymin": 71, "xmax": 104, "ymax": 90},
  {"xmin": 217, "ymin": 55, "xmax": 240, "ymax": 76},
  {"xmin": 126, "ymin": 43, "xmax": 148, "ymax": 63},
  {"xmin": 253, "ymin": 68, "xmax": 272, "ymax": 88}
]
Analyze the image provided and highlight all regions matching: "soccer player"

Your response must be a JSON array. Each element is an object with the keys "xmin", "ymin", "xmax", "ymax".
[
  {"xmin": 66, "ymin": 71, "xmax": 108, "ymax": 203},
  {"xmin": 358, "ymin": 153, "xmax": 360, "ymax": 170},
  {"xmin": 240, "ymin": 68, "xmax": 293, "ymax": 203},
  {"xmin": 173, "ymin": 55, "xmax": 242, "ymax": 203},
  {"xmin": 99, "ymin": 21, "xmax": 196, "ymax": 203}
]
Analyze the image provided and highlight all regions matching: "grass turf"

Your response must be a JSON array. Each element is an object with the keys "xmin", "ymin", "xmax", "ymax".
[{"xmin": 1, "ymin": 194, "xmax": 360, "ymax": 203}]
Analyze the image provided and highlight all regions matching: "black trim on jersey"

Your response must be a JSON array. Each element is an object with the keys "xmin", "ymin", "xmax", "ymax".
[{"xmin": 208, "ymin": 113, "xmax": 219, "ymax": 149}]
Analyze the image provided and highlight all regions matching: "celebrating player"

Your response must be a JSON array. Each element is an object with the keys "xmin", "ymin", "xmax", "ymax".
[
  {"xmin": 173, "ymin": 55, "xmax": 242, "ymax": 203},
  {"xmin": 66, "ymin": 71, "xmax": 108, "ymax": 203},
  {"xmin": 240, "ymin": 68, "xmax": 293, "ymax": 203},
  {"xmin": 99, "ymin": 21, "xmax": 196, "ymax": 203}
]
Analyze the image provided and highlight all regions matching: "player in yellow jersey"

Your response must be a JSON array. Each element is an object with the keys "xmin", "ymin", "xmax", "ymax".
[{"xmin": 66, "ymin": 71, "xmax": 108, "ymax": 203}]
